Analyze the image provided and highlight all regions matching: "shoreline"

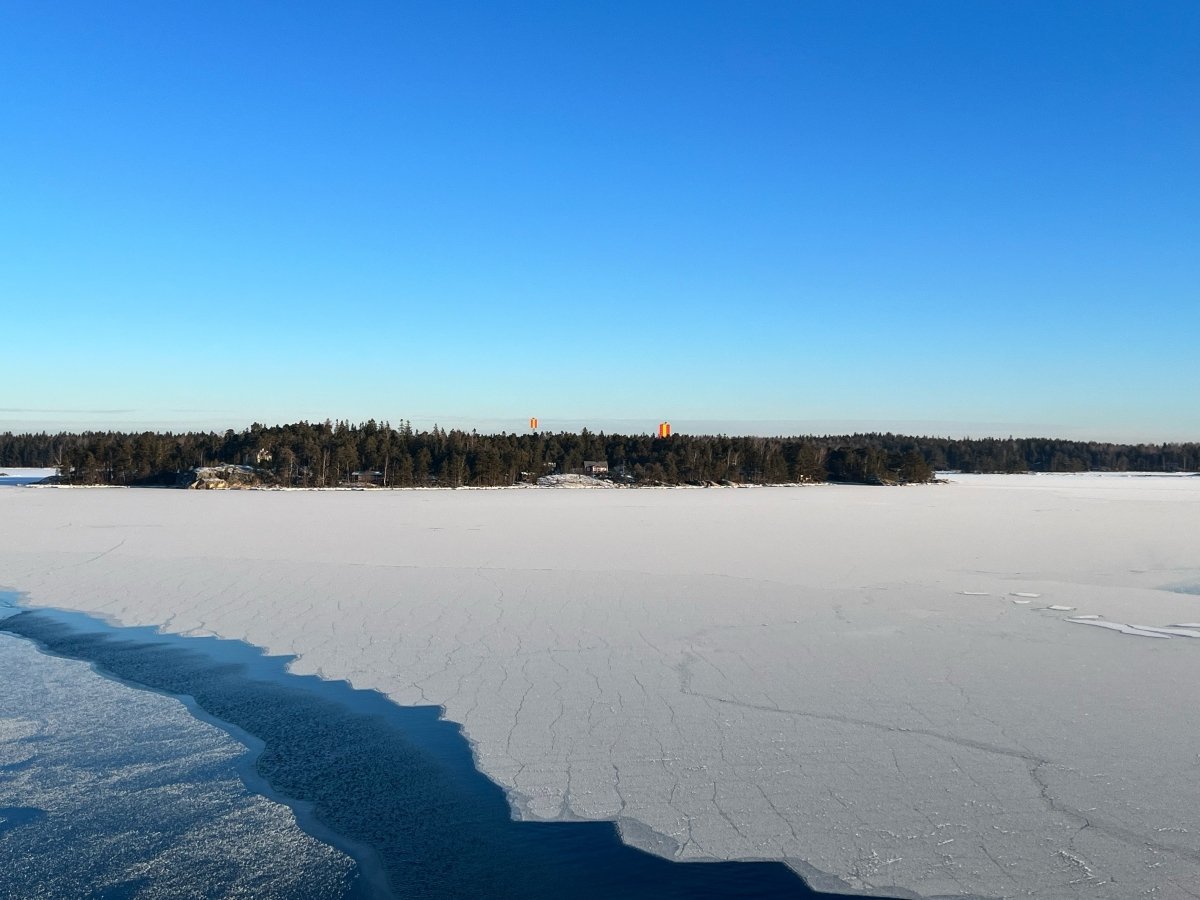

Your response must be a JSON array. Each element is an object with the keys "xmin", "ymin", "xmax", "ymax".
[{"xmin": 7, "ymin": 469, "xmax": 1198, "ymax": 494}]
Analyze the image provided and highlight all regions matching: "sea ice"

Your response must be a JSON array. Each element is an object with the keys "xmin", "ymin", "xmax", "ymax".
[
  {"xmin": 1130, "ymin": 626, "xmax": 1200, "ymax": 638},
  {"xmin": 1067, "ymin": 619, "xmax": 1171, "ymax": 638},
  {"xmin": 2, "ymin": 473, "xmax": 1200, "ymax": 899}
]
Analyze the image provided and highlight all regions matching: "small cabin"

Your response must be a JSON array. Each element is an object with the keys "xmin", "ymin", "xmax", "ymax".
[
  {"xmin": 583, "ymin": 460, "xmax": 609, "ymax": 476},
  {"xmin": 349, "ymin": 470, "xmax": 385, "ymax": 486}
]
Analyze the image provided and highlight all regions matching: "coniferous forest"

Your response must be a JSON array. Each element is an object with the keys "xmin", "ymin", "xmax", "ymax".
[{"xmin": 1, "ymin": 422, "xmax": 1197, "ymax": 488}]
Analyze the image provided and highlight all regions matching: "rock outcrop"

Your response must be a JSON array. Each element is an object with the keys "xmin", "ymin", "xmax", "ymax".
[{"xmin": 176, "ymin": 465, "xmax": 274, "ymax": 490}]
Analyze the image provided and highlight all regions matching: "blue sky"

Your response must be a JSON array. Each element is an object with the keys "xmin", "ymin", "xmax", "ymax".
[{"xmin": 2, "ymin": 2, "xmax": 1197, "ymax": 440}]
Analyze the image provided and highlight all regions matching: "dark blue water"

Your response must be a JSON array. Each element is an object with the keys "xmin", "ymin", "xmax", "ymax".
[
  {"xmin": 0, "ymin": 604, "xmax": 890, "ymax": 900},
  {"xmin": 0, "ymin": 806, "xmax": 47, "ymax": 834}
]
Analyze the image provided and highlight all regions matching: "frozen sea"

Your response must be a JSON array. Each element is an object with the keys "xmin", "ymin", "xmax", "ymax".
[{"xmin": 2, "ymin": 474, "xmax": 1200, "ymax": 898}]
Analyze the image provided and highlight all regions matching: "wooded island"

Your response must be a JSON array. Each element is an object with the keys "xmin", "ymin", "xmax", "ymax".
[{"xmin": 3, "ymin": 422, "xmax": 1197, "ymax": 488}]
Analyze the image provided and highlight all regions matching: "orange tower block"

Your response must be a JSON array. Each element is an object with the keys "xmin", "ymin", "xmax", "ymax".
[
  {"xmin": 530, "ymin": 417, "xmax": 538, "ymax": 430},
  {"xmin": 657, "ymin": 422, "xmax": 671, "ymax": 438}
]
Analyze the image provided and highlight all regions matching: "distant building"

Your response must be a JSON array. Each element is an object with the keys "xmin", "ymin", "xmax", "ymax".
[
  {"xmin": 583, "ymin": 460, "xmax": 609, "ymax": 476},
  {"xmin": 349, "ymin": 470, "xmax": 384, "ymax": 486}
]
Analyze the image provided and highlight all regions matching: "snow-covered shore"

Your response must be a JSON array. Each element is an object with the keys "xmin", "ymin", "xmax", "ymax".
[{"xmin": 2, "ymin": 474, "xmax": 1199, "ymax": 898}]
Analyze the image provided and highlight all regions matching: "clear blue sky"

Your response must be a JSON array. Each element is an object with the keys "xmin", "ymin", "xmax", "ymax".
[{"xmin": 2, "ymin": 2, "xmax": 1197, "ymax": 440}]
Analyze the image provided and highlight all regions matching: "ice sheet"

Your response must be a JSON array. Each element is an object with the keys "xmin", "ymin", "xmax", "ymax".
[{"xmin": 2, "ymin": 473, "xmax": 1200, "ymax": 898}]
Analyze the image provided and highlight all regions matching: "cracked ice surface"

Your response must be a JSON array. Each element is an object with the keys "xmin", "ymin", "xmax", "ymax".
[{"xmin": 2, "ymin": 473, "xmax": 1200, "ymax": 898}]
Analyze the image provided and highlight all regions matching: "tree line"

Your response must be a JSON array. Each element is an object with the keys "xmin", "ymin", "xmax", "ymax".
[{"xmin": 1, "ymin": 421, "xmax": 1196, "ymax": 488}]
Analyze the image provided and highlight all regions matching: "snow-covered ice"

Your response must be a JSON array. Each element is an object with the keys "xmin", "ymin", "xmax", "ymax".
[{"xmin": 2, "ymin": 472, "xmax": 1200, "ymax": 899}]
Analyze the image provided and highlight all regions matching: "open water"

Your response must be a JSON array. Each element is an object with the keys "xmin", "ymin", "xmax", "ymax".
[
  {"xmin": 0, "ymin": 470, "xmax": 55, "ymax": 487},
  {"xmin": 0, "ymin": 618, "xmax": 358, "ymax": 898}
]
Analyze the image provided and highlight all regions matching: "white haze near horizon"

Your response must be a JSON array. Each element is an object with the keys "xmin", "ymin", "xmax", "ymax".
[{"xmin": 2, "ymin": 474, "xmax": 1200, "ymax": 898}]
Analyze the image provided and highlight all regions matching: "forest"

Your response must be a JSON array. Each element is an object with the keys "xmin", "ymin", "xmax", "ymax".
[{"xmin": 1, "ymin": 421, "xmax": 1197, "ymax": 488}]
